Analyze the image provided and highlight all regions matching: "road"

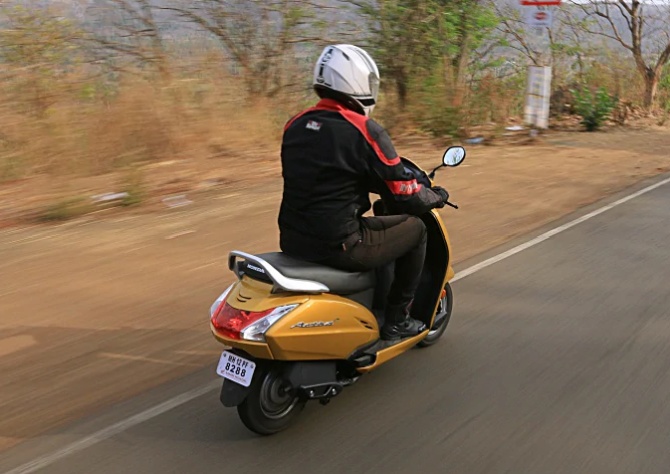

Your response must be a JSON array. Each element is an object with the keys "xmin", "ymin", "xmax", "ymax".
[{"xmin": 3, "ymin": 175, "xmax": 670, "ymax": 474}]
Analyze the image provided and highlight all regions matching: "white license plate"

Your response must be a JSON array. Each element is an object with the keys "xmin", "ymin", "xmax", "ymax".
[{"xmin": 216, "ymin": 351, "xmax": 256, "ymax": 387}]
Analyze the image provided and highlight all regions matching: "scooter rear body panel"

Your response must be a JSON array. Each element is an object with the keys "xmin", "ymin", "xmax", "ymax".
[{"xmin": 212, "ymin": 276, "xmax": 379, "ymax": 361}]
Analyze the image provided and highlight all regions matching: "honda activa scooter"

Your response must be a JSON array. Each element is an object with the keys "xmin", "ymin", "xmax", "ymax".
[{"xmin": 209, "ymin": 146, "xmax": 466, "ymax": 435}]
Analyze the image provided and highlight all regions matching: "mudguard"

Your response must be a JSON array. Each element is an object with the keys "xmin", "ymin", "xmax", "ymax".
[
  {"xmin": 219, "ymin": 349, "xmax": 260, "ymax": 407},
  {"xmin": 220, "ymin": 379, "xmax": 251, "ymax": 407}
]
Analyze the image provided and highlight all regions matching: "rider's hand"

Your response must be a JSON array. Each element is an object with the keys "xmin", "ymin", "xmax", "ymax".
[{"xmin": 432, "ymin": 186, "xmax": 449, "ymax": 207}]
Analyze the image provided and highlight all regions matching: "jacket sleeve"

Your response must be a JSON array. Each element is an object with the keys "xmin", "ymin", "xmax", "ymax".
[{"xmin": 364, "ymin": 119, "xmax": 444, "ymax": 215}]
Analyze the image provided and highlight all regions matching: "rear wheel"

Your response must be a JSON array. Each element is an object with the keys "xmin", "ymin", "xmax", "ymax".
[
  {"xmin": 417, "ymin": 283, "xmax": 453, "ymax": 348},
  {"xmin": 237, "ymin": 366, "xmax": 306, "ymax": 435}
]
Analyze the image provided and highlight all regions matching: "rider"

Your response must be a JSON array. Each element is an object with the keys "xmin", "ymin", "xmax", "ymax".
[{"xmin": 278, "ymin": 44, "xmax": 451, "ymax": 341}]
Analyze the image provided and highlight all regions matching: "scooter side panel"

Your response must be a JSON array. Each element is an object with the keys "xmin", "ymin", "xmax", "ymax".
[
  {"xmin": 432, "ymin": 209, "xmax": 455, "ymax": 282},
  {"xmin": 419, "ymin": 209, "xmax": 453, "ymax": 329},
  {"xmin": 265, "ymin": 295, "xmax": 379, "ymax": 360},
  {"xmin": 446, "ymin": 265, "xmax": 455, "ymax": 281}
]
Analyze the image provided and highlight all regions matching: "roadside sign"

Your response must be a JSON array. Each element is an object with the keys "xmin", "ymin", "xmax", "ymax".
[
  {"xmin": 525, "ymin": 6, "xmax": 554, "ymax": 28},
  {"xmin": 524, "ymin": 66, "xmax": 552, "ymax": 129}
]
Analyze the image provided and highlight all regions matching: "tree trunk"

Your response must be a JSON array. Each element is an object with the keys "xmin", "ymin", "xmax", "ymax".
[
  {"xmin": 643, "ymin": 70, "xmax": 659, "ymax": 109},
  {"xmin": 576, "ymin": 54, "xmax": 585, "ymax": 83},
  {"xmin": 396, "ymin": 79, "xmax": 408, "ymax": 110},
  {"xmin": 391, "ymin": 65, "xmax": 408, "ymax": 110},
  {"xmin": 451, "ymin": 28, "xmax": 471, "ymax": 109}
]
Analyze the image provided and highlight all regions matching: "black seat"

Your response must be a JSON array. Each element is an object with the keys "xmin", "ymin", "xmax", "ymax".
[{"xmin": 249, "ymin": 252, "xmax": 375, "ymax": 295}]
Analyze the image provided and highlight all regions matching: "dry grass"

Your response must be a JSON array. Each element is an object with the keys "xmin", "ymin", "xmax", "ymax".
[
  {"xmin": 0, "ymin": 53, "xmax": 305, "ymax": 185},
  {"xmin": 0, "ymin": 0, "xmax": 660, "ymax": 197},
  {"xmin": 0, "ymin": 42, "xmax": 652, "ymax": 198}
]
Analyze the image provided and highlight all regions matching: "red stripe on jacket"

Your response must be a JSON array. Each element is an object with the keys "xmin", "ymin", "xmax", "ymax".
[
  {"xmin": 385, "ymin": 179, "xmax": 422, "ymax": 195},
  {"xmin": 283, "ymin": 99, "xmax": 401, "ymax": 167}
]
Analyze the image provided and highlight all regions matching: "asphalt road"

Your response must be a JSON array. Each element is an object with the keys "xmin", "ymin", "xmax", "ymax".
[{"xmin": 3, "ymin": 176, "xmax": 670, "ymax": 474}]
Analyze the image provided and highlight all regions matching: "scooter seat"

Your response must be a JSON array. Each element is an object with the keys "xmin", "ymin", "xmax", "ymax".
[{"xmin": 251, "ymin": 252, "xmax": 375, "ymax": 295}]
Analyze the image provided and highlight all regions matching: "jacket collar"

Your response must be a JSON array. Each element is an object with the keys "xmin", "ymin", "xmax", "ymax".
[{"xmin": 315, "ymin": 98, "xmax": 364, "ymax": 116}]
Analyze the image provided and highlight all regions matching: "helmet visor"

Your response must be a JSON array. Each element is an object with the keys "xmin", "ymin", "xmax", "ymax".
[{"xmin": 369, "ymin": 73, "xmax": 380, "ymax": 103}]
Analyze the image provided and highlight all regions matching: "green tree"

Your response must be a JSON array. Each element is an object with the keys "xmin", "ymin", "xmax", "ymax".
[{"xmin": 344, "ymin": 0, "xmax": 498, "ymax": 109}]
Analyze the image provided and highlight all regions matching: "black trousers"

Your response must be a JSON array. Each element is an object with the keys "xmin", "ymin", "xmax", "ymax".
[{"xmin": 320, "ymin": 215, "xmax": 427, "ymax": 309}]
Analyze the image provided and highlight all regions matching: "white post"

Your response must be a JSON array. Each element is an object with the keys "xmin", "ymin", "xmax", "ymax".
[
  {"xmin": 524, "ymin": 66, "xmax": 552, "ymax": 129},
  {"xmin": 522, "ymin": 3, "xmax": 556, "ymax": 131}
]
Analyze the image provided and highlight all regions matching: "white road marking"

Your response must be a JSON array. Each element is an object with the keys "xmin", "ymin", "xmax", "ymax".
[
  {"xmin": 3, "ymin": 381, "xmax": 219, "ymax": 474},
  {"xmin": 5, "ymin": 175, "xmax": 670, "ymax": 474},
  {"xmin": 452, "ymin": 176, "xmax": 670, "ymax": 282}
]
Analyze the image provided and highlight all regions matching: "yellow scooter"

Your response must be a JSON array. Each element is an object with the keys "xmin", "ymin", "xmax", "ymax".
[{"xmin": 209, "ymin": 146, "xmax": 466, "ymax": 434}]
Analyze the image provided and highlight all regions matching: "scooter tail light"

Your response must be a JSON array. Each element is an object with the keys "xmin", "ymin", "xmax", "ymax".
[
  {"xmin": 240, "ymin": 305, "xmax": 299, "ymax": 342},
  {"xmin": 211, "ymin": 303, "xmax": 298, "ymax": 341},
  {"xmin": 209, "ymin": 284, "xmax": 234, "ymax": 318}
]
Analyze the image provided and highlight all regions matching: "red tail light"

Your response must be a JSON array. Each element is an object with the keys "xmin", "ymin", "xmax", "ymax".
[{"xmin": 211, "ymin": 302, "xmax": 274, "ymax": 340}]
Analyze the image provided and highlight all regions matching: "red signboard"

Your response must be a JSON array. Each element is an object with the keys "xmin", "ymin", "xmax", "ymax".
[{"xmin": 520, "ymin": 0, "xmax": 561, "ymax": 5}]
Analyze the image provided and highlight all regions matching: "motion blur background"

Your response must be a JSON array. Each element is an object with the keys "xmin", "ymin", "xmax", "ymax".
[
  {"xmin": 2, "ymin": 1, "xmax": 670, "ymax": 471},
  {"xmin": 1, "ymin": 0, "xmax": 669, "ymax": 196}
]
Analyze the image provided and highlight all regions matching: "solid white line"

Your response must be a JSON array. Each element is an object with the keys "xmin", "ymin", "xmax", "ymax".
[
  {"xmin": 3, "ymin": 381, "xmax": 220, "ymax": 474},
  {"xmin": 452, "ymin": 176, "xmax": 670, "ymax": 282},
  {"xmin": 5, "ymin": 174, "xmax": 670, "ymax": 474}
]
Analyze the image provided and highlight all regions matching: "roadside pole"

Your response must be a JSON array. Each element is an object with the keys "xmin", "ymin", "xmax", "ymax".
[{"xmin": 520, "ymin": 0, "xmax": 561, "ymax": 136}]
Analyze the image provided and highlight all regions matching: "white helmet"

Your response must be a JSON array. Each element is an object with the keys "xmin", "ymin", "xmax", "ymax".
[{"xmin": 313, "ymin": 44, "xmax": 380, "ymax": 117}]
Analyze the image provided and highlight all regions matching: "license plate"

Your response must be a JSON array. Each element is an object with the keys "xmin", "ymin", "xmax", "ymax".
[{"xmin": 216, "ymin": 351, "xmax": 256, "ymax": 387}]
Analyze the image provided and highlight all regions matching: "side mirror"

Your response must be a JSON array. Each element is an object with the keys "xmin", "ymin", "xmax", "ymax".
[{"xmin": 442, "ymin": 146, "xmax": 466, "ymax": 167}]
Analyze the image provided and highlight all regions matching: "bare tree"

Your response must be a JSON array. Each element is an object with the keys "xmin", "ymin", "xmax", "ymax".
[
  {"xmin": 86, "ymin": 0, "xmax": 169, "ymax": 80},
  {"xmin": 161, "ymin": 0, "xmax": 330, "ymax": 98},
  {"xmin": 495, "ymin": 3, "xmax": 595, "ymax": 83},
  {"xmin": 573, "ymin": 0, "xmax": 670, "ymax": 108},
  {"xmin": 495, "ymin": 3, "xmax": 543, "ymax": 67}
]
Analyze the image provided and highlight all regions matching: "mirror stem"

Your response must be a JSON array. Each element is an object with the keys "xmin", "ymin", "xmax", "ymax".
[{"xmin": 429, "ymin": 165, "xmax": 443, "ymax": 179}]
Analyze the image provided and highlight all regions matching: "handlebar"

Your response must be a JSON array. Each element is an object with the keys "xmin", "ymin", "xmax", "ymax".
[{"xmin": 402, "ymin": 155, "xmax": 460, "ymax": 210}]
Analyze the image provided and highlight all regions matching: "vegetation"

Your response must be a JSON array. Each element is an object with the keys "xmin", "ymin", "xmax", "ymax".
[
  {"xmin": 37, "ymin": 197, "xmax": 91, "ymax": 221},
  {"xmin": 572, "ymin": 86, "xmax": 617, "ymax": 131},
  {"xmin": 0, "ymin": 0, "xmax": 668, "ymax": 183}
]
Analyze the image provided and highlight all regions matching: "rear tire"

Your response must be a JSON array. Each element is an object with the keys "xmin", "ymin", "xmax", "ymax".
[
  {"xmin": 237, "ymin": 366, "xmax": 306, "ymax": 435},
  {"xmin": 417, "ymin": 283, "xmax": 453, "ymax": 348}
]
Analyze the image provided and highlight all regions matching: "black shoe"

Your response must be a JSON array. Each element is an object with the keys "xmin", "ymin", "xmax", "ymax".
[{"xmin": 381, "ymin": 317, "xmax": 427, "ymax": 341}]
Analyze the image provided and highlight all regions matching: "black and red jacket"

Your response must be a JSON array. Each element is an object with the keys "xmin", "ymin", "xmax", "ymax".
[{"xmin": 278, "ymin": 98, "xmax": 444, "ymax": 261}]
